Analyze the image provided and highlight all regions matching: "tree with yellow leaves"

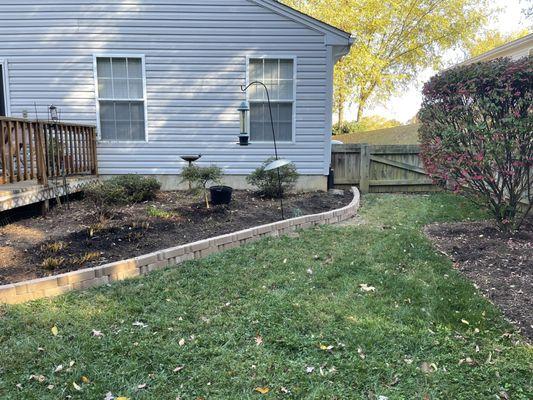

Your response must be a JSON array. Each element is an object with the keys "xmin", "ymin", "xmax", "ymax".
[{"xmin": 282, "ymin": 0, "xmax": 492, "ymax": 123}]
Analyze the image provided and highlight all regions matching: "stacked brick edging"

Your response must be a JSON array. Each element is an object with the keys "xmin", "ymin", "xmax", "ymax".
[{"xmin": 0, "ymin": 187, "xmax": 360, "ymax": 304}]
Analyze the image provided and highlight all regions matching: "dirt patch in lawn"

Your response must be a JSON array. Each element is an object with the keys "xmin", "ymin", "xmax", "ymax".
[
  {"xmin": 0, "ymin": 190, "xmax": 352, "ymax": 285},
  {"xmin": 425, "ymin": 220, "xmax": 533, "ymax": 341}
]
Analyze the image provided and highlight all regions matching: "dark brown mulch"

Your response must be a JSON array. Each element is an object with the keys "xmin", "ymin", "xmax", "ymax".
[
  {"xmin": 425, "ymin": 220, "xmax": 533, "ymax": 341},
  {"xmin": 0, "ymin": 190, "xmax": 352, "ymax": 285}
]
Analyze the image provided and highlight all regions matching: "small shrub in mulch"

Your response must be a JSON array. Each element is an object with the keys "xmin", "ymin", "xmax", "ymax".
[{"xmin": 246, "ymin": 157, "xmax": 298, "ymax": 198}]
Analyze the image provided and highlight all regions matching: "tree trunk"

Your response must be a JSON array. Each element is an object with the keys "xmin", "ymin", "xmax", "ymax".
[
  {"xmin": 356, "ymin": 101, "xmax": 365, "ymax": 123},
  {"xmin": 337, "ymin": 102, "xmax": 344, "ymax": 126}
]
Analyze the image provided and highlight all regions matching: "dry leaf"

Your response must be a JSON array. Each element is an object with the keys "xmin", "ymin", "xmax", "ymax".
[
  {"xmin": 254, "ymin": 387, "xmax": 270, "ymax": 394},
  {"xmin": 138, "ymin": 383, "xmax": 147, "ymax": 390},
  {"xmin": 358, "ymin": 347, "xmax": 366, "ymax": 359},
  {"xmin": 69, "ymin": 360, "xmax": 75, "ymax": 367},
  {"xmin": 51, "ymin": 326, "xmax": 59, "ymax": 336},
  {"xmin": 306, "ymin": 366, "xmax": 315, "ymax": 373},
  {"xmin": 116, "ymin": 397, "xmax": 130, "ymax": 400},
  {"xmin": 280, "ymin": 387, "xmax": 290, "ymax": 394},
  {"xmin": 132, "ymin": 321, "xmax": 148, "ymax": 329},
  {"xmin": 30, "ymin": 374, "xmax": 46, "ymax": 383},
  {"xmin": 319, "ymin": 344, "xmax": 334, "ymax": 351},
  {"xmin": 359, "ymin": 284, "xmax": 376, "ymax": 293},
  {"xmin": 54, "ymin": 365, "xmax": 63, "ymax": 373},
  {"xmin": 73, "ymin": 381, "xmax": 82, "ymax": 391},
  {"xmin": 104, "ymin": 392, "xmax": 115, "ymax": 400},
  {"xmin": 92, "ymin": 330, "xmax": 104, "ymax": 338},
  {"xmin": 173, "ymin": 366, "xmax": 185, "ymax": 373},
  {"xmin": 47, "ymin": 384, "xmax": 54, "ymax": 390},
  {"xmin": 461, "ymin": 319, "xmax": 470, "ymax": 325},
  {"xmin": 178, "ymin": 338, "xmax": 186, "ymax": 346},
  {"xmin": 306, "ymin": 268, "xmax": 313, "ymax": 275},
  {"xmin": 81, "ymin": 376, "xmax": 90, "ymax": 384},
  {"xmin": 255, "ymin": 336, "xmax": 263, "ymax": 346},
  {"xmin": 420, "ymin": 362, "xmax": 437, "ymax": 374},
  {"xmin": 16, "ymin": 383, "xmax": 23, "ymax": 390}
]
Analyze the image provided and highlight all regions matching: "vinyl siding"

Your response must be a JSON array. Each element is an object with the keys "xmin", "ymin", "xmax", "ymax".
[{"xmin": 0, "ymin": 0, "xmax": 335, "ymax": 175}]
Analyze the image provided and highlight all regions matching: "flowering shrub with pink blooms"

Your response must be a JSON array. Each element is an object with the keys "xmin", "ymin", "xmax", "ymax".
[{"xmin": 419, "ymin": 57, "xmax": 532, "ymax": 231}]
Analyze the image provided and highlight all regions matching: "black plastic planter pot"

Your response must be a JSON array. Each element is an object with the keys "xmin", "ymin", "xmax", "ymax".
[{"xmin": 210, "ymin": 186, "xmax": 233, "ymax": 205}]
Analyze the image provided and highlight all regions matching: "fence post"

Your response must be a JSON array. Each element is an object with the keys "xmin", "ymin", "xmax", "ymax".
[{"xmin": 359, "ymin": 144, "xmax": 370, "ymax": 194}]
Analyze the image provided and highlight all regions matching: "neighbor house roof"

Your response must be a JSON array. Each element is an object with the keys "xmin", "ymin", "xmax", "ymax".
[
  {"xmin": 459, "ymin": 33, "xmax": 532, "ymax": 65},
  {"xmin": 249, "ymin": 0, "xmax": 354, "ymax": 46}
]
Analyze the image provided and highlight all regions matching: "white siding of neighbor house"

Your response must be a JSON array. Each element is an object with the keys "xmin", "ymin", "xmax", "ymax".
[{"xmin": 0, "ymin": 0, "xmax": 348, "ymax": 176}]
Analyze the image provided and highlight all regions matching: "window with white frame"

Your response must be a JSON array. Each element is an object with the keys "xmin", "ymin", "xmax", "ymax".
[
  {"xmin": 248, "ymin": 58, "xmax": 294, "ymax": 142},
  {"xmin": 96, "ymin": 57, "xmax": 146, "ymax": 141}
]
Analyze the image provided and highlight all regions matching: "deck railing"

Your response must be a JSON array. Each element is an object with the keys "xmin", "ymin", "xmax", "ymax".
[{"xmin": 0, "ymin": 117, "xmax": 97, "ymax": 185}]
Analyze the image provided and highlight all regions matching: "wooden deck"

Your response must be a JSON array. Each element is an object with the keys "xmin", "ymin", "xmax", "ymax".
[{"xmin": 0, "ymin": 175, "xmax": 99, "ymax": 212}]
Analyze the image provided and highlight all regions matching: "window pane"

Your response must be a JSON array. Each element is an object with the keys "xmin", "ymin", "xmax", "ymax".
[
  {"xmin": 130, "ymin": 101, "xmax": 145, "ymax": 121},
  {"xmin": 116, "ymin": 120, "xmax": 131, "ymax": 141},
  {"xmin": 130, "ymin": 121, "xmax": 145, "ymax": 141},
  {"xmin": 98, "ymin": 78, "xmax": 113, "ymax": 98},
  {"xmin": 100, "ymin": 121, "xmax": 116, "ymax": 141},
  {"xmin": 112, "ymin": 58, "xmax": 127, "ymax": 78},
  {"xmin": 264, "ymin": 59, "xmax": 278, "ymax": 81},
  {"xmin": 96, "ymin": 58, "xmax": 111, "ymax": 78},
  {"xmin": 99, "ymin": 101, "xmax": 115, "ymax": 121},
  {"xmin": 128, "ymin": 58, "xmax": 142, "ymax": 79},
  {"xmin": 114, "ymin": 102, "xmax": 130, "ymax": 121},
  {"xmin": 250, "ymin": 103, "xmax": 266, "ymax": 142},
  {"xmin": 280, "ymin": 60, "xmax": 293, "ymax": 80},
  {"xmin": 278, "ymin": 122, "xmax": 292, "ymax": 141},
  {"xmin": 278, "ymin": 103, "xmax": 292, "ymax": 122},
  {"xmin": 128, "ymin": 79, "xmax": 143, "ymax": 99},
  {"xmin": 113, "ymin": 79, "xmax": 128, "ymax": 98},
  {"xmin": 249, "ymin": 59, "xmax": 262, "ymax": 81},
  {"xmin": 279, "ymin": 80, "xmax": 293, "ymax": 100}
]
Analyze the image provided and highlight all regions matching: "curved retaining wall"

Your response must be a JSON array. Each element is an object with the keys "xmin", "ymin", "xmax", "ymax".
[{"xmin": 0, "ymin": 188, "xmax": 360, "ymax": 304}]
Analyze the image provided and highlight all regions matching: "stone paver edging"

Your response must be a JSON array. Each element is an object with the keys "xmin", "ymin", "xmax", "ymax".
[{"xmin": 0, "ymin": 187, "xmax": 360, "ymax": 304}]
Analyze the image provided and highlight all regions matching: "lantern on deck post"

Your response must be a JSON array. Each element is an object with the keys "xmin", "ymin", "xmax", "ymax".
[{"xmin": 237, "ymin": 100, "xmax": 250, "ymax": 146}]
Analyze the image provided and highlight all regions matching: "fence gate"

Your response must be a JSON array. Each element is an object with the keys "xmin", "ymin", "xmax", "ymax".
[{"xmin": 331, "ymin": 144, "xmax": 436, "ymax": 193}]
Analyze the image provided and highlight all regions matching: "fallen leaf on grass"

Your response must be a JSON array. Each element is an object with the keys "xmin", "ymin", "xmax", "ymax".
[
  {"xmin": 116, "ymin": 397, "xmax": 130, "ymax": 400},
  {"xmin": 73, "ymin": 381, "xmax": 82, "ymax": 391},
  {"xmin": 461, "ymin": 319, "xmax": 469, "ymax": 325},
  {"xmin": 254, "ymin": 387, "xmax": 270, "ymax": 394},
  {"xmin": 173, "ymin": 366, "xmax": 185, "ymax": 373},
  {"xmin": 81, "ymin": 376, "xmax": 90, "ymax": 383},
  {"xmin": 104, "ymin": 392, "xmax": 115, "ymax": 400},
  {"xmin": 92, "ymin": 330, "xmax": 104, "ymax": 338},
  {"xmin": 47, "ymin": 384, "xmax": 54, "ymax": 390},
  {"xmin": 54, "ymin": 365, "xmax": 63, "ymax": 373},
  {"xmin": 319, "ymin": 344, "xmax": 334, "ymax": 351},
  {"xmin": 29, "ymin": 374, "xmax": 46, "ymax": 383},
  {"xmin": 178, "ymin": 338, "xmax": 186, "ymax": 346},
  {"xmin": 359, "ymin": 284, "xmax": 376, "ymax": 293},
  {"xmin": 51, "ymin": 326, "xmax": 59, "ymax": 336},
  {"xmin": 255, "ymin": 336, "xmax": 263, "ymax": 346},
  {"xmin": 420, "ymin": 362, "xmax": 437, "ymax": 374},
  {"xmin": 137, "ymin": 383, "xmax": 147, "ymax": 390},
  {"xmin": 458, "ymin": 357, "xmax": 476, "ymax": 366},
  {"xmin": 132, "ymin": 321, "xmax": 148, "ymax": 329},
  {"xmin": 357, "ymin": 348, "xmax": 366, "ymax": 359}
]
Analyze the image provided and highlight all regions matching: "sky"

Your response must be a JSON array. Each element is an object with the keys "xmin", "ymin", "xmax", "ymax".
[{"xmin": 352, "ymin": 0, "xmax": 531, "ymax": 124}]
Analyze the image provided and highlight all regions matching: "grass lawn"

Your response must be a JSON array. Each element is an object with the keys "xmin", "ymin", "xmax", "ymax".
[{"xmin": 1, "ymin": 193, "xmax": 531, "ymax": 399}]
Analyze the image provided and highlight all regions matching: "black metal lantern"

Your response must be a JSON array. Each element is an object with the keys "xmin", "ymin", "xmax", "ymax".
[
  {"xmin": 237, "ymin": 100, "xmax": 250, "ymax": 146},
  {"xmin": 48, "ymin": 104, "xmax": 58, "ymax": 122}
]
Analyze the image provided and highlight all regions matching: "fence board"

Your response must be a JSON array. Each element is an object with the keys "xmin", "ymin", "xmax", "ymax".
[{"xmin": 332, "ymin": 143, "xmax": 436, "ymax": 193}]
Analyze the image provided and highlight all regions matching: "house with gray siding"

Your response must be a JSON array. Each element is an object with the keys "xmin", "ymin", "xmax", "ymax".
[{"xmin": 0, "ymin": 0, "xmax": 352, "ymax": 190}]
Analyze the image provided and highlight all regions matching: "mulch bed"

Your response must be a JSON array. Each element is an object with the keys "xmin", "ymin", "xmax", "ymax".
[
  {"xmin": 0, "ymin": 190, "xmax": 352, "ymax": 285},
  {"xmin": 425, "ymin": 220, "xmax": 533, "ymax": 341}
]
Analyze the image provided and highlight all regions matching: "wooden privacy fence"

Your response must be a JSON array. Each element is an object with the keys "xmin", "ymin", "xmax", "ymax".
[
  {"xmin": 0, "ymin": 116, "xmax": 97, "ymax": 185},
  {"xmin": 331, "ymin": 144, "xmax": 436, "ymax": 193}
]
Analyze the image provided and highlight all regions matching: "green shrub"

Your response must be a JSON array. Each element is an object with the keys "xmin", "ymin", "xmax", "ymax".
[
  {"xmin": 181, "ymin": 165, "xmax": 223, "ymax": 208},
  {"xmin": 246, "ymin": 157, "xmax": 298, "ymax": 198},
  {"xmin": 109, "ymin": 174, "xmax": 161, "ymax": 203},
  {"xmin": 85, "ymin": 175, "xmax": 161, "ymax": 214}
]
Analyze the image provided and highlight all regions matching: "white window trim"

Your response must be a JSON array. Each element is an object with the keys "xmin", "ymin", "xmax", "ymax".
[
  {"xmin": 93, "ymin": 53, "xmax": 148, "ymax": 143},
  {"xmin": 245, "ymin": 55, "xmax": 297, "ymax": 144},
  {"xmin": 0, "ymin": 58, "xmax": 11, "ymax": 117}
]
